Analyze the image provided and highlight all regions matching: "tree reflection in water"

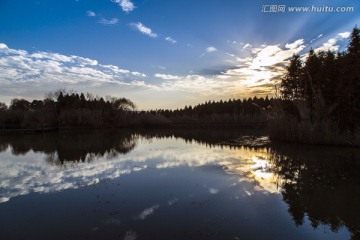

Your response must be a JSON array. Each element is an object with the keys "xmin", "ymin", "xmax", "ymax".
[
  {"xmin": 268, "ymin": 143, "xmax": 360, "ymax": 240},
  {"xmin": 138, "ymin": 130, "xmax": 360, "ymax": 239},
  {"xmin": 0, "ymin": 130, "xmax": 137, "ymax": 164},
  {"xmin": 0, "ymin": 129, "xmax": 359, "ymax": 239}
]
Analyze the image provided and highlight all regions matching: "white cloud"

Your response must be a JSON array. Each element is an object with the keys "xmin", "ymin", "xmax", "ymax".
[
  {"xmin": 31, "ymin": 52, "xmax": 74, "ymax": 63},
  {"xmin": 71, "ymin": 56, "xmax": 98, "ymax": 66},
  {"xmin": 165, "ymin": 37, "xmax": 177, "ymax": 44},
  {"xmin": 0, "ymin": 43, "xmax": 28, "ymax": 56},
  {"xmin": 132, "ymin": 71, "xmax": 147, "ymax": 77},
  {"xmin": 206, "ymin": 46, "xmax": 217, "ymax": 53},
  {"xmin": 137, "ymin": 205, "xmax": 160, "ymax": 220},
  {"xmin": 130, "ymin": 22, "xmax": 157, "ymax": 38},
  {"xmin": 310, "ymin": 34, "xmax": 323, "ymax": 43},
  {"xmin": 226, "ymin": 53, "xmax": 235, "ymax": 58},
  {"xmin": 0, "ymin": 30, "xmax": 350, "ymax": 109},
  {"xmin": 0, "ymin": 43, "xmax": 8, "ymax": 49},
  {"xmin": 248, "ymin": 40, "xmax": 305, "ymax": 71},
  {"xmin": 219, "ymin": 39, "xmax": 306, "ymax": 91},
  {"xmin": 242, "ymin": 43, "xmax": 252, "ymax": 51},
  {"xmin": 157, "ymin": 66, "xmax": 166, "ymax": 70},
  {"xmin": 100, "ymin": 64, "xmax": 130, "ymax": 74},
  {"xmin": 154, "ymin": 74, "xmax": 181, "ymax": 80},
  {"xmin": 337, "ymin": 32, "xmax": 350, "ymax": 39},
  {"xmin": 0, "ymin": 43, "xmax": 152, "ymax": 104},
  {"xmin": 158, "ymin": 74, "xmax": 246, "ymax": 98},
  {"xmin": 209, "ymin": 188, "xmax": 220, "ymax": 194},
  {"xmin": 112, "ymin": 0, "xmax": 135, "ymax": 13},
  {"xmin": 86, "ymin": 10, "xmax": 96, "ymax": 17},
  {"xmin": 98, "ymin": 18, "xmax": 119, "ymax": 25},
  {"xmin": 315, "ymin": 31, "xmax": 350, "ymax": 52},
  {"xmin": 316, "ymin": 39, "xmax": 339, "ymax": 52},
  {"xmin": 285, "ymin": 39, "xmax": 304, "ymax": 50},
  {"xmin": 217, "ymin": 32, "xmax": 349, "ymax": 94}
]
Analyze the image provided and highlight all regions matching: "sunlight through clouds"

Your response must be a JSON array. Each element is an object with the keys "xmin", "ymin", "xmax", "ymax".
[
  {"xmin": 0, "ymin": 40, "xmax": 305, "ymax": 107},
  {"xmin": 220, "ymin": 39, "xmax": 306, "ymax": 94},
  {"xmin": 0, "ymin": 0, "xmax": 358, "ymax": 109},
  {"xmin": 0, "ymin": 29, "xmax": 354, "ymax": 108}
]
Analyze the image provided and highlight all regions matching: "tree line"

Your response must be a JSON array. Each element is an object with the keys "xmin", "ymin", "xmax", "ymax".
[
  {"xmin": 279, "ymin": 27, "xmax": 360, "ymax": 131},
  {"xmin": 144, "ymin": 96, "xmax": 277, "ymax": 127},
  {"xmin": 0, "ymin": 89, "xmax": 277, "ymax": 129},
  {"xmin": 0, "ymin": 90, "xmax": 138, "ymax": 128}
]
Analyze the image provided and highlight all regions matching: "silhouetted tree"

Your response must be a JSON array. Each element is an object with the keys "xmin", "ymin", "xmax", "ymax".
[
  {"xmin": 10, "ymin": 99, "xmax": 30, "ymax": 111},
  {"xmin": 280, "ymin": 54, "xmax": 303, "ymax": 101},
  {"xmin": 278, "ymin": 26, "xmax": 360, "ymax": 132},
  {"xmin": 0, "ymin": 102, "xmax": 7, "ymax": 111}
]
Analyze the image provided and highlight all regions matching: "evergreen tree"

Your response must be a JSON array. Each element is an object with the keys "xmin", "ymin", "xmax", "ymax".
[
  {"xmin": 280, "ymin": 54, "xmax": 303, "ymax": 100},
  {"xmin": 279, "ymin": 26, "xmax": 360, "ymax": 131},
  {"xmin": 337, "ymin": 27, "xmax": 360, "ymax": 129}
]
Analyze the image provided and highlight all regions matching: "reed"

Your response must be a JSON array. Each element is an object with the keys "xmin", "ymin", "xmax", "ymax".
[{"xmin": 269, "ymin": 112, "xmax": 360, "ymax": 146}]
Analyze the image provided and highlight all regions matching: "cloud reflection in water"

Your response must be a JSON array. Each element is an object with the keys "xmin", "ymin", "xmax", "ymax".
[{"xmin": 0, "ymin": 135, "xmax": 278, "ymax": 204}]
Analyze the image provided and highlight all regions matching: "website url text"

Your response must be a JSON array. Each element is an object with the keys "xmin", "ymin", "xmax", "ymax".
[{"xmin": 261, "ymin": 5, "xmax": 354, "ymax": 13}]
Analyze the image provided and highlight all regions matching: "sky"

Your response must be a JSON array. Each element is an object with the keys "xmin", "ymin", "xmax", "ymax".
[{"xmin": 0, "ymin": 0, "xmax": 359, "ymax": 109}]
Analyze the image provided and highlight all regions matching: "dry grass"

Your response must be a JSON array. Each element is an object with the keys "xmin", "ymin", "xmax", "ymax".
[{"xmin": 269, "ymin": 113, "xmax": 360, "ymax": 146}]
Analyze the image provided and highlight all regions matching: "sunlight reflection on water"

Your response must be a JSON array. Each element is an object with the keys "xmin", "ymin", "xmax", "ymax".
[
  {"xmin": 0, "ymin": 136, "xmax": 278, "ymax": 203},
  {"xmin": 0, "ymin": 131, "xmax": 357, "ymax": 240}
]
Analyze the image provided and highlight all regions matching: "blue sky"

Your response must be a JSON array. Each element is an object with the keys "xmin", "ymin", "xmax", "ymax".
[{"xmin": 0, "ymin": 0, "xmax": 359, "ymax": 109}]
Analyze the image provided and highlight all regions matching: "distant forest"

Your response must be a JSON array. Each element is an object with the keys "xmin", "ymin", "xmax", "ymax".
[
  {"xmin": 0, "ymin": 27, "xmax": 359, "ymax": 145},
  {"xmin": 0, "ymin": 90, "xmax": 274, "ymax": 129}
]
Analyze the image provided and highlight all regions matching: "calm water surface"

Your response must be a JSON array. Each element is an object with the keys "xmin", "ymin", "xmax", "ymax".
[{"xmin": 0, "ymin": 130, "xmax": 359, "ymax": 240}]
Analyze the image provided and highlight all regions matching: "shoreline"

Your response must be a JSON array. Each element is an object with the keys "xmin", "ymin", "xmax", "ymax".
[{"xmin": 1, "ymin": 125, "xmax": 359, "ymax": 148}]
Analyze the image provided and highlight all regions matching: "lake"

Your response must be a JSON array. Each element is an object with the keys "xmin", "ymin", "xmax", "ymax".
[{"xmin": 0, "ymin": 129, "xmax": 359, "ymax": 240}]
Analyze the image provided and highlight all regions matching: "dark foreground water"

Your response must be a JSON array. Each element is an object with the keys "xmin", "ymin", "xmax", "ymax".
[{"xmin": 0, "ymin": 129, "xmax": 359, "ymax": 240}]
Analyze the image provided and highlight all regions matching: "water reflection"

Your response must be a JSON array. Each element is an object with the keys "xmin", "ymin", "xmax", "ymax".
[
  {"xmin": 268, "ymin": 143, "xmax": 360, "ymax": 240},
  {"xmin": 0, "ymin": 130, "xmax": 137, "ymax": 164},
  {"xmin": 0, "ymin": 130, "xmax": 139, "ymax": 203},
  {"xmin": 0, "ymin": 129, "xmax": 359, "ymax": 239}
]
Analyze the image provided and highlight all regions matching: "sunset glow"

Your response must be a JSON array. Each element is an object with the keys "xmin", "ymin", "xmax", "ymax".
[{"xmin": 0, "ymin": 0, "xmax": 359, "ymax": 109}]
